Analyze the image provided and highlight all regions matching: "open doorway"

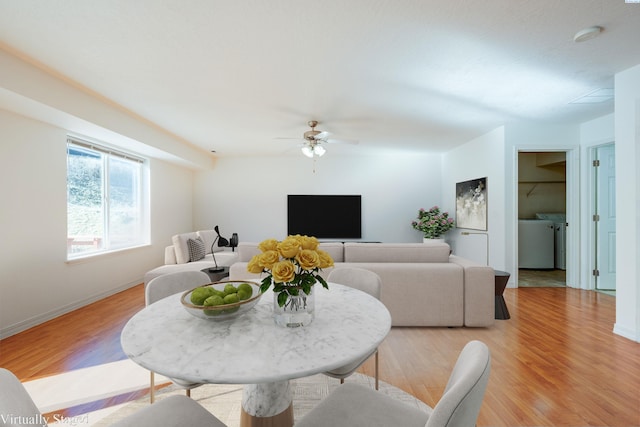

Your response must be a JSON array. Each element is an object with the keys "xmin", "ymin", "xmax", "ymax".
[{"xmin": 517, "ymin": 151, "xmax": 567, "ymax": 287}]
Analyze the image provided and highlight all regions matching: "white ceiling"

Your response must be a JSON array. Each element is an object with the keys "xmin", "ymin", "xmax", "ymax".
[{"xmin": 1, "ymin": 0, "xmax": 639, "ymax": 157}]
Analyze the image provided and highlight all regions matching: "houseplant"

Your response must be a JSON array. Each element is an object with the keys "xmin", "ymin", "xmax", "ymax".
[
  {"xmin": 247, "ymin": 235, "xmax": 334, "ymax": 327},
  {"xmin": 411, "ymin": 206, "xmax": 455, "ymax": 240}
]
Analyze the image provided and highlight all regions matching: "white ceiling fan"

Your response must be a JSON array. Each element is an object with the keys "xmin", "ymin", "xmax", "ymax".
[{"xmin": 278, "ymin": 120, "xmax": 359, "ymax": 158}]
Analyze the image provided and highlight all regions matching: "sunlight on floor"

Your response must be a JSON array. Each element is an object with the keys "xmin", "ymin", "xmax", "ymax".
[{"xmin": 23, "ymin": 359, "xmax": 169, "ymax": 413}]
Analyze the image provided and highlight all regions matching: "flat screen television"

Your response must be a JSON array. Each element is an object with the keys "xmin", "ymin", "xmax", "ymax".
[{"xmin": 287, "ymin": 195, "xmax": 362, "ymax": 239}]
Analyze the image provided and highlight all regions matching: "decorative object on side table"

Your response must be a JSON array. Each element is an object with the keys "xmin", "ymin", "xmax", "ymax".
[
  {"xmin": 493, "ymin": 270, "xmax": 511, "ymax": 320},
  {"xmin": 411, "ymin": 206, "xmax": 455, "ymax": 242},
  {"xmin": 209, "ymin": 225, "xmax": 230, "ymax": 273},
  {"xmin": 247, "ymin": 235, "xmax": 334, "ymax": 328},
  {"xmin": 201, "ymin": 266, "xmax": 229, "ymax": 282}
]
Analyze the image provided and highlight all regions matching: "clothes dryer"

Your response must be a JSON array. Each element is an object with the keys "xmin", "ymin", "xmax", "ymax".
[{"xmin": 518, "ymin": 219, "xmax": 555, "ymax": 269}]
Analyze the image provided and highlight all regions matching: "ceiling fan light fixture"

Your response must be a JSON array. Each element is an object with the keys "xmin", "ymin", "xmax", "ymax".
[
  {"xmin": 301, "ymin": 144, "xmax": 326, "ymax": 158},
  {"xmin": 301, "ymin": 145, "xmax": 314, "ymax": 158}
]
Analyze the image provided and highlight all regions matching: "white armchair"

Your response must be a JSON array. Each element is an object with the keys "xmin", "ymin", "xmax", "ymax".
[
  {"xmin": 325, "ymin": 268, "xmax": 382, "ymax": 389},
  {"xmin": 0, "ymin": 368, "xmax": 227, "ymax": 427},
  {"xmin": 145, "ymin": 271, "xmax": 211, "ymax": 403},
  {"xmin": 295, "ymin": 340, "xmax": 491, "ymax": 427}
]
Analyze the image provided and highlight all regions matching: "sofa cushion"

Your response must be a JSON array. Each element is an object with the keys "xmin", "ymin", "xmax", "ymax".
[
  {"xmin": 238, "ymin": 242, "xmax": 262, "ymax": 262},
  {"xmin": 165, "ymin": 245, "xmax": 178, "ymax": 264},
  {"xmin": 172, "ymin": 232, "xmax": 199, "ymax": 264},
  {"xmin": 344, "ymin": 242, "xmax": 450, "ymax": 263},
  {"xmin": 336, "ymin": 262, "xmax": 464, "ymax": 326},
  {"xmin": 197, "ymin": 230, "xmax": 223, "ymax": 254},
  {"xmin": 318, "ymin": 242, "xmax": 344, "ymax": 262},
  {"xmin": 187, "ymin": 237, "xmax": 206, "ymax": 262},
  {"xmin": 237, "ymin": 241, "xmax": 345, "ymax": 263}
]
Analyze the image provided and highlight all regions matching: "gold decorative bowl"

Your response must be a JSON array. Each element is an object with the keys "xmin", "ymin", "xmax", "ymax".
[{"xmin": 180, "ymin": 280, "xmax": 262, "ymax": 321}]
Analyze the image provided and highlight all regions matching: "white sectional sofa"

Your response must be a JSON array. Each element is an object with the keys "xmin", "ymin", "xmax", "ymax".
[
  {"xmin": 228, "ymin": 242, "xmax": 495, "ymax": 327},
  {"xmin": 143, "ymin": 230, "xmax": 239, "ymax": 285}
]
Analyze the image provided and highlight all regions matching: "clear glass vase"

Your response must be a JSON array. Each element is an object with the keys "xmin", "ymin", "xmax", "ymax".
[{"xmin": 273, "ymin": 285, "xmax": 315, "ymax": 328}]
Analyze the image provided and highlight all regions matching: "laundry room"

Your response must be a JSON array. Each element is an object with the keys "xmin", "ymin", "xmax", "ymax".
[{"xmin": 517, "ymin": 152, "xmax": 567, "ymax": 287}]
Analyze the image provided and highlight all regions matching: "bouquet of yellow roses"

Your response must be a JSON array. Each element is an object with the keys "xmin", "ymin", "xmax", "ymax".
[{"xmin": 247, "ymin": 235, "xmax": 334, "ymax": 307}]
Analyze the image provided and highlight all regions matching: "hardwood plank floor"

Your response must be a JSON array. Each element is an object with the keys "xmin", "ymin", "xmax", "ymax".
[{"xmin": 1, "ymin": 285, "xmax": 639, "ymax": 426}]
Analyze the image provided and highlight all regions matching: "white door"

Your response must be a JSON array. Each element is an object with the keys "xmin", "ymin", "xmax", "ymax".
[{"xmin": 595, "ymin": 144, "xmax": 616, "ymax": 290}]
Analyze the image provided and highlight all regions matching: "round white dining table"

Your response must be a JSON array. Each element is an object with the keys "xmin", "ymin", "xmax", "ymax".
[{"xmin": 120, "ymin": 282, "xmax": 392, "ymax": 427}]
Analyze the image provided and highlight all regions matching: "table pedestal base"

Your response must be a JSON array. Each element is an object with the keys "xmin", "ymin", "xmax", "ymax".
[
  {"xmin": 241, "ymin": 403, "xmax": 293, "ymax": 427},
  {"xmin": 241, "ymin": 381, "xmax": 294, "ymax": 427}
]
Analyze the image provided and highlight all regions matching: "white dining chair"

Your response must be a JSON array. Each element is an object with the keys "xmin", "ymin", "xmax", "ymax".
[
  {"xmin": 295, "ymin": 340, "xmax": 491, "ymax": 427},
  {"xmin": 325, "ymin": 268, "xmax": 382, "ymax": 389},
  {"xmin": 145, "ymin": 270, "xmax": 212, "ymax": 403},
  {"xmin": 0, "ymin": 368, "xmax": 228, "ymax": 427}
]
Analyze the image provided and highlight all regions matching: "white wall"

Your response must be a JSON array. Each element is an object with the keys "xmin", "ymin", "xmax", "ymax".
[
  {"xmin": 0, "ymin": 109, "xmax": 194, "ymax": 338},
  {"xmin": 0, "ymin": 49, "xmax": 211, "ymax": 169},
  {"xmin": 193, "ymin": 153, "xmax": 443, "ymax": 243},
  {"xmin": 442, "ymin": 127, "xmax": 507, "ymax": 272},
  {"xmin": 443, "ymin": 123, "xmax": 582, "ymax": 289},
  {"xmin": 613, "ymin": 64, "xmax": 640, "ymax": 341}
]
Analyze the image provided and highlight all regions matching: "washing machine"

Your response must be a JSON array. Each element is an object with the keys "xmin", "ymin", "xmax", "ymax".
[
  {"xmin": 518, "ymin": 219, "xmax": 555, "ymax": 269},
  {"xmin": 536, "ymin": 213, "xmax": 567, "ymax": 270}
]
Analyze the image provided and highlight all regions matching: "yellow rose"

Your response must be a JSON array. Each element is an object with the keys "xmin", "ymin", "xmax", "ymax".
[
  {"xmin": 296, "ymin": 249, "xmax": 320, "ymax": 270},
  {"xmin": 299, "ymin": 235, "xmax": 319, "ymax": 250},
  {"xmin": 278, "ymin": 237, "xmax": 300, "ymax": 259},
  {"xmin": 258, "ymin": 238, "xmax": 279, "ymax": 252},
  {"xmin": 287, "ymin": 235, "xmax": 303, "ymax": 245},
  {"xmin": 247, "ymin": 255, "xmax": 264, "ymax": 274},
  {"xmin": 258, "ymin": 250, "xmax": 280, "ymax": 270},
  {"xmin": 271, "ymin": 260, "xmax": 296, "ymax": 283},
  {"xmin": 316, "ymin": 249, "xmax": 334, "ymax": 268}
]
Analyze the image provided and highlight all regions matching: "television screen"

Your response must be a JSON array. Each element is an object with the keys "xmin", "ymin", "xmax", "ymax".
[{"xmin": 287, "ymin": 195, "xmax": 362, "ymax": 239}]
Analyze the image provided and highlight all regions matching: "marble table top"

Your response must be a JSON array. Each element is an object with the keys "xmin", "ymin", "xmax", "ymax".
[{"xmin": 121, "ymin": 283, "xmax": 391, "ymax": 384}]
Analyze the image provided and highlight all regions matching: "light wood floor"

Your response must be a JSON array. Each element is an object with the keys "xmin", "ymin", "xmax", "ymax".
[
  {"xmin": 518, "ymin": 268, "xmax": 567, "ymax": 287},
  {"xmin": 1, "ymin": 285, "xmax": 639, "ymax": 426}
]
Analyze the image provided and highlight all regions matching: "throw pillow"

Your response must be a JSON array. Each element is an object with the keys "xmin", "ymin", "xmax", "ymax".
[{"xmin": 187, "ymin": 237, "xmax": 206, "ymax": 262}]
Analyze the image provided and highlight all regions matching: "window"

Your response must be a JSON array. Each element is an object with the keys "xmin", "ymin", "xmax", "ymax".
[{"xmin": 67, "ymin": 137, "xmax": 148, "ymax": 259}]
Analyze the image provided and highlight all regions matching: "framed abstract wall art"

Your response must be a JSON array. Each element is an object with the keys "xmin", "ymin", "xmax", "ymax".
[{"xmin": 455, "ymin": 177, "xmax": 487, "ymax": 231}]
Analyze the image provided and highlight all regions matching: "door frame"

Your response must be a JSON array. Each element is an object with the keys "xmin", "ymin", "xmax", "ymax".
[{"xmin": 512, "ymin": 146, "xmax": 579, "ymax": 288}]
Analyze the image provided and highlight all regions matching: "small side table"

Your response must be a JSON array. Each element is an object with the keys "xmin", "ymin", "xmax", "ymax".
[
  {"xmin": 494, "ymin": 270, "xmax": 511, "ymax": 320},
  {"xmin": 201, "ymin": 266, "xmax": 229, "ymax": 282}
]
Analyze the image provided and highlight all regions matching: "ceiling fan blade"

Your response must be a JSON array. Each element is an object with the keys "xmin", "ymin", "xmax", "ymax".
[
  {"xmin": 314, "ymin": 131, "xmax": 331, "ymax": 140},
  {"xmin": 326, "ymin": 138, "xmax": 359, "ymax": 145},
  {"xmin": 273, "ymin": 137, "xmax": 303, "ymax": 141}
]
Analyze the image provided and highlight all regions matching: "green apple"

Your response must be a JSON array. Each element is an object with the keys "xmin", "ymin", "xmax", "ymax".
[
  {"xmin": 224, "ymin": 284, "xmax": 238, "ymax": 295},
  {"xmin": 223, "ymin": 293, "xmax": 239, "ymax": 304}
]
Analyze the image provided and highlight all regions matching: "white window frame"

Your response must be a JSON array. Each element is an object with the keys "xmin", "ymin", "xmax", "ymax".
[{"xmin": 66, "ymin": 136, "xmax": 149, "ymax": 260}]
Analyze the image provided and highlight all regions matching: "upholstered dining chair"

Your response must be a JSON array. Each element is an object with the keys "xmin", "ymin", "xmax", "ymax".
[
  {"xmin": 145, "ymin": 270, "xmax": 212, "ymax": 403},
  {"xmin": 0, "ymin": 368, "xmax": 227, "ymax": 427},
  {"xmin": 325, "ymin": 268, "xmax": 382, "ymax": 389},
  {"xmin": 295, "ymin": 340, "xmax": 491, "ymax": 427}
]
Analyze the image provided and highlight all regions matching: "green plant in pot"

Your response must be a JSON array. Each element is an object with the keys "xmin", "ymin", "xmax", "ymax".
[{"xmin": 411, "ymin": 206, "xmax": 455, "ymax": 239}]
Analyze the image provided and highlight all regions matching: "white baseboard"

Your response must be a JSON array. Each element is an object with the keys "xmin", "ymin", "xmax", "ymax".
[
  {"xmin": 0, "ymin": 280, "xmax": 142, "ymax": 339},
  {"xmin": 613, "ymin": 323, "xmax": 640, "ymax": 342}
]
